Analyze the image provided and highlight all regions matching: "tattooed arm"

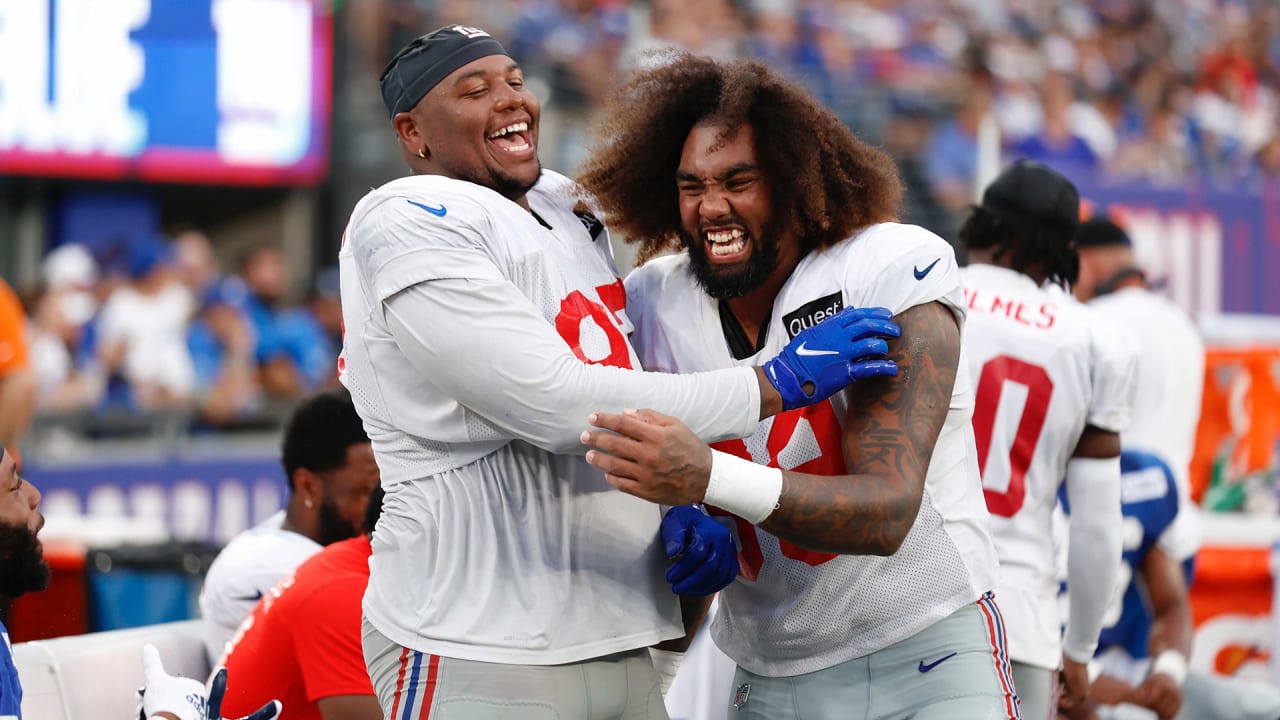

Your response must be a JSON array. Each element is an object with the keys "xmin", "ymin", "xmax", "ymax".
[
  {"xmin": 581, "ymin": 300, "xmax": 961, "ymax": 556},
  {"xmin": 758, "ymin": 300, "xmax": 959, "ymax": 555}
]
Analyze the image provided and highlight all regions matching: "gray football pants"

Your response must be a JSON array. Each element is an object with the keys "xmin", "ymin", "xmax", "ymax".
[
  {"xmin": 362, "ymin": 617, "xmax": 669, "ymax": 720},
  {"xmin": 1010, "ymin": 662, "xmax": 1057, "ymax": 720},
  {"xmin": 727, "ymin": 592, "xmax": 1023, "ymax": 719}
]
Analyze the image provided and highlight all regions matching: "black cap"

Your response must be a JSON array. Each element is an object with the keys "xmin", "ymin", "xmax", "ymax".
[
  {"xmin": 1076, "ymin": 216, "xmax": 1132, "ymax": 248},
  {"xmin": 980, "ymin": 159, "xmax": 1080, "ymax": 233},
  {"xmin": 380, "ymin": 25, "xmax": 509, "ymax": 119}
]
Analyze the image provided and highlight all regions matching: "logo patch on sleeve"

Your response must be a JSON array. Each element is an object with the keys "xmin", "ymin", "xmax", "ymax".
[
  {"xmin": 782, "ymin": 292, "xmax": 844, "ymax": 339},
  {"xmin": 573, "ymin": 202, "xmax": 605, "ymax": 241}
]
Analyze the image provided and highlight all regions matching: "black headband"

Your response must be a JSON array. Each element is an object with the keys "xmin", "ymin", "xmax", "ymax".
[{"xmin": 380, "ymin": 25, "xmax": 509, "ymax": 119}]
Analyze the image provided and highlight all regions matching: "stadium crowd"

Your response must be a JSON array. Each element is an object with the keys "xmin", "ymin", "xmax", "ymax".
[
  {"xmin": 355, "ymin": 0, "xmax": 1280, "ymax": 224},
  {"xmin": 8, "ymin": 0, "xmax": 1280, "ymax": 441},
  {"xmin": 10, "ymin": 234, "xmax": 342, "ymax": 441}
]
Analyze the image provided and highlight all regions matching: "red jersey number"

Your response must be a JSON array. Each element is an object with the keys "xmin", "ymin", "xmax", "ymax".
[
  {"xmin": 708, "ymin": 402, "xmax": 845, "ymax": 580},
  {"xmin": 972, "ymin": 355, "xmax": 1054, "ymax": 518},
  {"xmin": 554, "ymin": 280, "xmax": 632, "ymax": 369}
]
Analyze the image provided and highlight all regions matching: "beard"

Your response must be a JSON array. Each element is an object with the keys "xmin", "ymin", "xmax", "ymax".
[
  {"xmin": 0, "ymin": 522, "xmax": 50, "ymax": 600},
  {"xmin": 457, "ymin": 159, "xmax": 542, "ymax": 203},
  {"xmin": 679, "ymin": 218, "xmax": 784, "ymax": 300},
  {"xmin": 316, "ymin": 499, "xmax": 360, "ymax": 546}
]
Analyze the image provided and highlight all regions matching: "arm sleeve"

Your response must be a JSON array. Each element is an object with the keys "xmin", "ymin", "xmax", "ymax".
[
  {"xmin": 1062, "ymin": 455, "xmax": 1124, "ymax": 662},
  {"xmin": 384, "ymin": 279, "xmax": 759, "ymax": 454},
  {"xmin": 294, "ymin": 579, "xmax": 375, "ymax": 702}
]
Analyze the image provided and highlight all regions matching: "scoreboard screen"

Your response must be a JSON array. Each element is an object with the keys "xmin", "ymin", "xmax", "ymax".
[{"xmin": 0, "ymin": 0, "xmax": 331, "ymax": 186}]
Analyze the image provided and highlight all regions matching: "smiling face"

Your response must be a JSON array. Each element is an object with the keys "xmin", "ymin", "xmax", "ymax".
[
  {"xmin": 676, "ymin": 122, "xmax": 796, "ymax": 299},
  {"xmin": 0, "ymin": 449, "xmax": 49, "ymax": 600},
  {"xmin": 406, "ymin": 54, "xmax": 542, "ymax": 202}
]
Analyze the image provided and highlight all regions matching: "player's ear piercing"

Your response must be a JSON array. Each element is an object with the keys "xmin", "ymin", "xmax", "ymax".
[
  {"xmin": 304, "ymin": 499, "xmax": 313, "ymax": 509},
  {"xmin": 417, "ymin": 148, "xmax": 427, "ymax": 159}
]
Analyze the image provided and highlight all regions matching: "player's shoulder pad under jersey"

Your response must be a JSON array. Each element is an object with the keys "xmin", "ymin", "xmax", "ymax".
[
  {"xmin": 841, "ymin": 222, "xmax": 955, "ymax": 277},
  {"xmin": 345, "ymin": 175, "xmax": 502, "ymax": 257},
  {"xmin": 623, "ymin": 254, "xmax": 694, "ymax": 313},
  {"xmin": 364, "ymin": 175, "xmax": 501, "ymax": 231},
  {"xmin": 836, "ymin": 222, "xmax": 960, "ymax": 312}
]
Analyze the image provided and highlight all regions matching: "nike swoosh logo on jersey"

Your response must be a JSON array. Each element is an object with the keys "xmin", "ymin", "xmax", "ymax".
[
  {"xmin": 407, "ymin": 199, "xmax": 448, "ymax": 217},
  {"xmin": 914, "ymin": 258, "xmax": 941, "ymax": 280},
  {"xmin": 917, "ymin": 652, "xmax": 957, "ymax": 673},
  {"xmin": 795, "ymin": 342, "xmax": 840, "ymax": 357},
  {"xmin": 234, "ymin": 589, "xmax": 265, "ymax": 603}
]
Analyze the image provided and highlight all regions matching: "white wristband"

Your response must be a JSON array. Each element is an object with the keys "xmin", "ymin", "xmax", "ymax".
[
  {"xmin": 1150, "ymin": 649, "xmax": 1188, "ymax": 686},
  {"xmin": 704, "ymin": 450, "xmax": 783, "ymax": 525}
]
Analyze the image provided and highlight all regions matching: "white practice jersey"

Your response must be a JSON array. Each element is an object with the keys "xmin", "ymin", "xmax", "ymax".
[
  {"xmin": 961, "ymin": 264, "xmax": 1135, "ymax": 668},
  {"xmin": 627, "ymin": 223, "xmax": 999, "ymax": 677},
  {"xmin": 339, "ymin": 170, "xmax": 767, "ymax": 665},
  {"xmin": 1089, "ymin": 287, "xmax": 1205, "ymax": 562},
  {"xmin": 199, "ymin": 511, "xmax": 320, "ymax": 664}
]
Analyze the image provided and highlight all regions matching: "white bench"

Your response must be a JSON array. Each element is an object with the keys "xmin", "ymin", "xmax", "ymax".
[{"xmin": 13, "ymin": 620, "xmax": 210, "ymax": 720}]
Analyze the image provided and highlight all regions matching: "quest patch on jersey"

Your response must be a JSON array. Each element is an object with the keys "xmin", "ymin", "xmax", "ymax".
[{"xmin": 783, "ymin": 292, "xmax": 844, "ymax": 339}]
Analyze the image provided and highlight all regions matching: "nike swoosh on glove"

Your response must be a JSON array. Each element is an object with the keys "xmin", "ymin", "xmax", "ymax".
[
  {"xmin": 763, "ymin": 306, "xmax": 900, "ymax": 410},
  {"xmin": 662, "ymin": 505, "xmax": 739, "ymax": 595}
]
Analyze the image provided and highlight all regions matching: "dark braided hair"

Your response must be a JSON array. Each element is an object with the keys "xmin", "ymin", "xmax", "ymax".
[{"xmin": 958, "ymin": 205, "xmax": 1079, "ymax": 288}]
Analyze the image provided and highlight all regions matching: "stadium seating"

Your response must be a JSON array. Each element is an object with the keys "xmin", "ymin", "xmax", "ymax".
[{"xmin": 12, "ymin": 619, "xmax": 209, "ymax": 720}]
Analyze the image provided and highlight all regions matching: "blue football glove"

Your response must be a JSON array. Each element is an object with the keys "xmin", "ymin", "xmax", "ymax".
[
  {"xmin": 763, "ymin": 306, "xmax": 900, "ymax": 410},
  {"xmin": 661, "ymin": 505, "xmax": 739, "ymax": 595}
]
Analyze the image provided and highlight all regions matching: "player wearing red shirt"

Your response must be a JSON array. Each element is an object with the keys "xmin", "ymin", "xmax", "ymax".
[{"xmin": 218, "ymin": 488, "xmax": 383, "ymax": 720}]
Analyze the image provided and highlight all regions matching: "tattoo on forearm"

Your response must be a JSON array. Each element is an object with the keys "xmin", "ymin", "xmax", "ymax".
[{"xmin": 760, "ymin": 302, "xmax": 960, "ymax": 555}]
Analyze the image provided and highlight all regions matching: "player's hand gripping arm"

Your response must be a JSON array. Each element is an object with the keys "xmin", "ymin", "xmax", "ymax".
[
  {"xmin": 138, "ymin": 644, "xmax": 281, "ymax": 720},
  {"xmin": 582, "ymin": 301, "xmax": 951, "ymax": 556},
  {"xmin": 1059, "ymin": 428, "xmax": 1124, "ymax": 712},
  {"xmin": 1131, "ymin": 544, "xmax": 1192, "ymax": 720}
]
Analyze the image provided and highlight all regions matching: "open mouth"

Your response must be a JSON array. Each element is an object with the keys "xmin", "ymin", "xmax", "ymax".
[
  {"xmin": 487, "ymin": 121, "xmax": 533, "ymax": 155},
  {"xmin": 704, "ymin": 227, "xmax": 750, "ymax": 263}
]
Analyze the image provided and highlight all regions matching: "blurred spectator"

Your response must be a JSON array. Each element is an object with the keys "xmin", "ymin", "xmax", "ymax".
[
  {"xmin": 927, "ymin": 61, "xmax": 996, "ymax": 213},
  {"xmin": 200, "ymin": 390, "xmax": 378, "ymax": 665},
  {"xmin": 1109, "ymin": 95, "xmax": 1195, "ymax": 185},
  {"xmin": 171, "ymin": 225, "xmax": 223, "ymax": 297},
  {"xmin": 28, "ymin": 245, "xmax": 103, "ymax": 414},
  {"xmin": 0, "ymin": 277, "xmax": 35, "ymax": 452},
  {"xmin": 1010, "ymin": 72, "xmax": 1101, "ymax": 174},
  {"xmin": 187, "ymin": 285, "xmax": 263, "ymax": 428},
  {"xmin": 306, "ymin": 268, "xmax": 344, "ymax": 376},
  {"xmin": 512, "ymin": 0, "xmax": 627, "ymax": 170},
  {"xmin": 884, "ymin": 93, "xmax": 952, "ymax": 237},
  {"xmin": 624, "ymin": 0, "xmax": 744, "ymax": 70},
  {"xmin": 95, "ymin": 237, "xmax": 195, "ymax": 411},
  {"xmin": 326, "ymin": 0, "xmax": 1280, "ymax": 210},
  {"xmin": 223, "ymin": 247, "xmax": 334, "ymax": 405},
  {"xmin": 1248, "ymin": 133, "xmax": 1280, "ymax": 183}
]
